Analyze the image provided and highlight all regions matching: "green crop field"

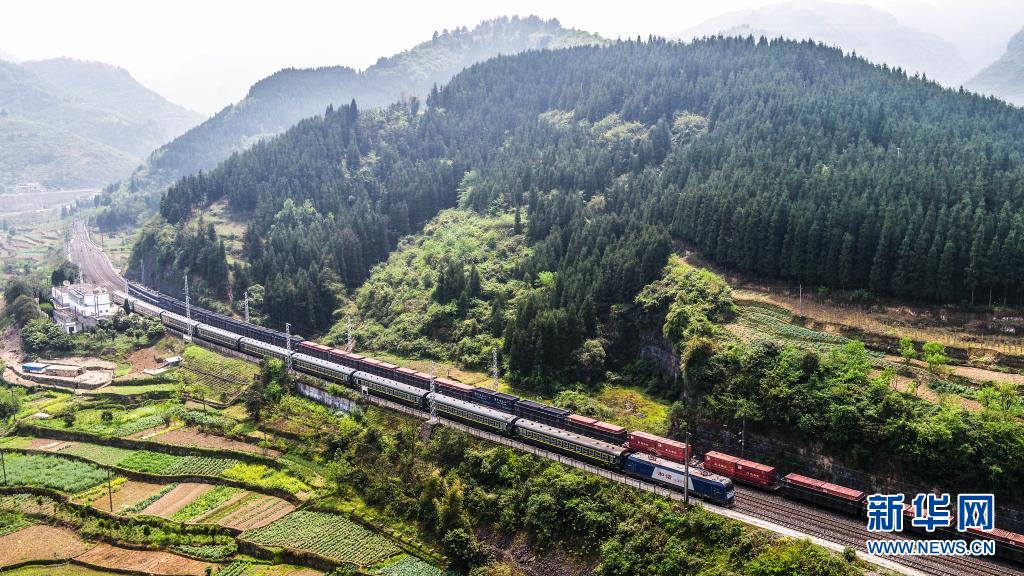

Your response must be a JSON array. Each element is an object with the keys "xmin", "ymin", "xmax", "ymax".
[
  {"xmin": 243, "ymin": 510, "xmax": 401, "ymax": 566},
  {"xmin": 373, "ymin": 555, "xmax": 444, "ymax": 576},
  {"xmin": 1, "ymin": 452, "xmax": 107, "ymax": 492},
  {"xmin": 171, "ymin": 486, "xmax": 243, "ymax": 522}
]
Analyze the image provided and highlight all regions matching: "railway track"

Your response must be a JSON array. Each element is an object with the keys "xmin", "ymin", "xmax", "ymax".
[
  {"xmin": 90, "ymin": 226, "xmax": 1024, "ymax": 575},
  {"xmin": 736, "ymin": 489, "xmax": 1022, "ymax": 576}
]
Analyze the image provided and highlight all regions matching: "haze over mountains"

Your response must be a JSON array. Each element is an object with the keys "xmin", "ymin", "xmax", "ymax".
[
  {"xmin": 968, "ymin": 27, "xmax": 1024, "ymax": 106},
  {"xmin": 0, "ymin": 57, "xmax": 201, "ymax": 190},
  {"xmin": 125, "ymin": 16, "xmax": 602, "ymax": 196},
  {"xmin": 679, "ymin": 1, "xmax": 973, "ymax": 86}
]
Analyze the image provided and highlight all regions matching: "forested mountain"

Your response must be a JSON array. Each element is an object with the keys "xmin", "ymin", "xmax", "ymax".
[
  {"xmin": 113, "ymin": 16, "xmax": 602, "ymax": 203},
  {"xmin": 0, "ymin": 58, "xmax": 201, "ymax": 189},
  {"xmin": 679, "ymin": 1, "xmax": 972, "ymax": 86},
  {"xmin": 967, "ymin": 28, "xmax": 1024, "ymax": 106},
  {"xmin": 137, "ymin": 36, "xmax": 1024, "ymax": 388}
]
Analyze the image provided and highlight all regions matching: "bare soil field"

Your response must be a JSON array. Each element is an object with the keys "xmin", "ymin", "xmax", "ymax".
[
  {"xmin": 88, "ymin": 480, "xmax": 165, "ymax": 513},
  {"xmin": 76, "ymin": 543, "xmax": 217, "ymax": 576},
  {"xmin": 0, "ymin": 525, "xmax": 92, "ymax": 566},
  {"xmin": 141, "ymin": 483, "xmax": 213, "ymax": 517},
  {"xmin": 151, "ymin": 426, "xmax": 281, "ymax": 457},
  {"xmin": 204, "ymin": 492, "xmax": 296, "ymax": 530},
  {"xmin": 26, "ymin": 437, "xmax": 74, "ymax": 451}
]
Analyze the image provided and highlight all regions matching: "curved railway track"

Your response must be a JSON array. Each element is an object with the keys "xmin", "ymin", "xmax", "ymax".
[{"xmin": 84, "ymin": 226, "xmax": 1024, "ymax": 575}]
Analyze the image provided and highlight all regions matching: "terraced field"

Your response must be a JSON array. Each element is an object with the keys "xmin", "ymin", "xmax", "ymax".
[{"xmin": 242, "ymin": 510, "xmax": 401, "ymax": 566}]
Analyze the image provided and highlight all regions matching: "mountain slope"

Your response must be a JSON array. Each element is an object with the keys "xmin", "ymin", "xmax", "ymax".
[
  {"xmin": 967, "ymin": 28, "xmax": 1024, "ymax": 106},
  {"xmin": 0, "ymin": 58, "xmax": 201, "ymax": 189},
  {"xmin": 23, "ymin": 58, "xmax": 201, "ymax": 154},
  {"xmin": 138, "ymin": 36, "xmax": 1024, "ymax": 350},
  {"xmin": 678, "ymin": 1, "xmax": 972, "ymax": 86},
  {"xmin": 123, "ymin": 16, "xmax": 603, "ymax": 194}
]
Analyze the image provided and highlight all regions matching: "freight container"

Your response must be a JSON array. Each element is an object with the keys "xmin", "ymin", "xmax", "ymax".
[
  {"xmin": 592, "ymin": 421, "xmax": 627, "ymax": 444},
  {"xmin": 780, "ymin": 473, "xmax": 865, "ymax": 517},
  {"xmin": 436, "ymin": 377, "xmax": 475, "ymax": 401},
  {"xmin": 702, "ymin": 451, "xmax": 776, "ymax": 489},
  {"xmin": 627, "ymin": 431, "xmax": 691, "ymax": 463},
  {"xmin": 470, "ymin": 387, "xmax": 519, "ymax": 413},
  {"xmin": 514, "ymin": 399, "xmax": 569, "ymax": 427}
]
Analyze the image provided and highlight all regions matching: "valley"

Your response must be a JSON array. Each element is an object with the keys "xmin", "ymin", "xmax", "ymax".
[{"xmin": 5, "ymin": 4, "xmax": 1024, "ymax": 575}]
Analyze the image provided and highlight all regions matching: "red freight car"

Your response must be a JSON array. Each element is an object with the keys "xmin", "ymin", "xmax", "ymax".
[
  {"xmin": 435, "ymin": 377, "xmax": 475, "ymax": 401},
  {"xmin": 627, "ymin": 431, "xmax": 691, "ymax": 464},
  {"xmin": 702, "ymin": 451, "xmax": 776, "ymax": 489},
  {"xmin": 563, "ymin": 415, "xmax": 628, "ymax": 444}
]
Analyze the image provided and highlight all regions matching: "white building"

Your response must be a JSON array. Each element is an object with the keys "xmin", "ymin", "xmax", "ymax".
[{"xmin": 51, "ymin": 283, "xmax": 114, "ymax": 334}]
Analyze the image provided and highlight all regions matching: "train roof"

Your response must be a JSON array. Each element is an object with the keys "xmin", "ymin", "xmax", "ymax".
[
  {"xmin": 196, "ymin": 323, "xmax": 243, "ymax": 340},
  {"xmin": 162, "ymin": 311, "xmax": 199, "ymax": 326},
  {"xmin": 515, "ymin": 418, "xmax": 629, "ymax": 456},
  {"xmin": 628, "ymin": 452, "xmax": 732, "ymax": 484},
  {"xmin": 435, "ymin": 378, "xmax": 475, "ymax": 392},
  {"xmin": 630, "ymin": 430, "xmax": 685, "ymax": 445},
  {"xmin": 783, "ymin": 473, "xmax": 864, "ymax": 501},
  {"xmin": 353, "ymin": 370, "xmax": 428, "ymax": 397},
  {"xmin": 292, "ymin": 353, "xmax": 356, "ymax": 375},
  {"xmin": 298, "ymin": 341, "xmax": 332, "ymax": 351},
  {"xmin": 517, "ymin": 399, "xmax": 570, "ymax": 416},
  {"xmin": 239, "ymin": 337, "xmax": 292, "ymax": 357},
  {"xmin": 428, "ymin": 393, "xmax": 518, "ymax": 423}
]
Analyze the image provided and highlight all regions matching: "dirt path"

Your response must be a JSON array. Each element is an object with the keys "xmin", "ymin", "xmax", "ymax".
[
  {"xmin": 141, "ymin": 483, "xmax": 213, "ymax": 517},
  {"xmin": 76, "ymin": 543, "xmax": 217, "ymax": 576},
  {"xmin": 0, "ymin": 525, "xmax": 92, "ymax": 566}
]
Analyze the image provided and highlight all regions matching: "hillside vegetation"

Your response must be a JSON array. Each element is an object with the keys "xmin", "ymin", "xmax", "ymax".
[
  {"xmin": 144, "ymin": 37, "xmax": 1024, "ymax": 385},
  {"xmin": 0, "ymin": 58, "xmax": 200, "ymax": 189},
  {"xmin": 99, "ymin": 16, "xmax": 602, "ymax": 229}
]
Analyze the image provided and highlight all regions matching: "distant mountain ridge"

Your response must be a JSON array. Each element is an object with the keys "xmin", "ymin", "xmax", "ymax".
[
  {"xmin": 116, "ymin": 16, "xmax": 603, "ymax": 199},
  {"xmin": 0, "ymin": 57, "xmax": 202, "ymax": 190},
  {"xmin": 678, "ymin": 1, "xmax": 972, "ymax": 86},
  {"xmin": 967, "ymin": 28, "xmax": 1024, "ymax": 106}
]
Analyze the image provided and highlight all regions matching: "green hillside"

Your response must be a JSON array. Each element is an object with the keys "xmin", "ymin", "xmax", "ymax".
[{"xmin": 99, "ymin": 15, "xmax": 603, "ymax": 229}]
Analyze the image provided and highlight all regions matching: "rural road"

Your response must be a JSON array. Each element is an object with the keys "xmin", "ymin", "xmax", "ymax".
[{"xmin": 70, "ymin": 220, "xmax": 124, "ymax": 293}]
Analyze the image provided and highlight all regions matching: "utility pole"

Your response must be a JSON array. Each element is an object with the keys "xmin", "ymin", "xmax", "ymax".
[
  {"xmin": 798, "ymin": 283, "xmax": 803, "ymax": 316},
  {"xmin": 106, "ymin": 468, "xmax": 113, "ymax": 512},
  {"xmin": 183, "ymin": 273, "xmax": 193, "ymax": 340},
  {"xmin": 285, "ymin": 323, "xmax": 292, "ymax": 372},
  {"xmin": 741, "ymin": 413, "xmax": 747, "ymax": 459},
  {"xmin": 1, "ymin": 450, "xmax": 7, "ymax": 485},
  {"xmin": 683, "ymin": 430, "xmax": 690, "ymax": 507},
  {"xmin": 491, "ymin": 349, "xmax": 499, "ymax": 389},
  {"xmin": 243, "ymin": 289, "xmax": 250, "ymax": 323},
  {"xmin": 428, "ymin": 375, "xmax": 438, "ymax": 424}
]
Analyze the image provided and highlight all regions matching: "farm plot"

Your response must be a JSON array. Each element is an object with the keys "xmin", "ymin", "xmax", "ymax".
[
  {"xmin": 372, "ymin": 555, "xmax": 444, "ymax": 576},
  {"xmin": 152, "ymin": 426, "xmax": 281, "ymax": 457},
  {"xmin": 141, "ymin": 483, "xmax": 215, "ymax": 517},
  {"xmin": 0, "ymin": 525, "xmax": 92, "ymax": 567},
  {"xmin": 242, "ymin": 510, "xmax": 401, "ymax": 566},
  {"xmin": 0, "ymin": 452, "xmax": 107, "ymax": 492},
  {"xmin": 217, "ymin": 562, "xmax": 323, "ymax": 576},
  {"xmin": 2, "ymin": 564, "xmax": 132, "ymax": 576},
  {"xmin": 87, "ymin": 480, "xmax": 166, "ymax": 514},
  {"xmin": 200, "ymin": 492, "xmax": 295, "ymax": 530},
  {"xmin": 56, "ymin": 440, "xmax": 238, "ymax": 476},
  {"xmin": 76, "ymin": 542, "xmax": 218, "ymax": 576},
  {"xmin": 170, "ymin": 486, "xmax": 243, "ymax": 522}
]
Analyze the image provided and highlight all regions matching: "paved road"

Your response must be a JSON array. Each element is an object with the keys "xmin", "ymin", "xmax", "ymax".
[{"xmin": 70, "ymin": 220, "xmax": 124, "ymax": 292}]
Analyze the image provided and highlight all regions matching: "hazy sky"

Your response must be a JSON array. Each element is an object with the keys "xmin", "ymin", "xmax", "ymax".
[{"xmin": 3, "ymin": 0, "xmax": 1021, "ymax": 115}]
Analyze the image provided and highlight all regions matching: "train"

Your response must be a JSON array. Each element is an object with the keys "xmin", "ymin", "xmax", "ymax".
[
  {"xmin": 123, "ymin": 282, "xmax": 1024, "ymax": 561},
  {"xmin": 124, "ymin": 284, "xmax": 734, "ymax": 506}
]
